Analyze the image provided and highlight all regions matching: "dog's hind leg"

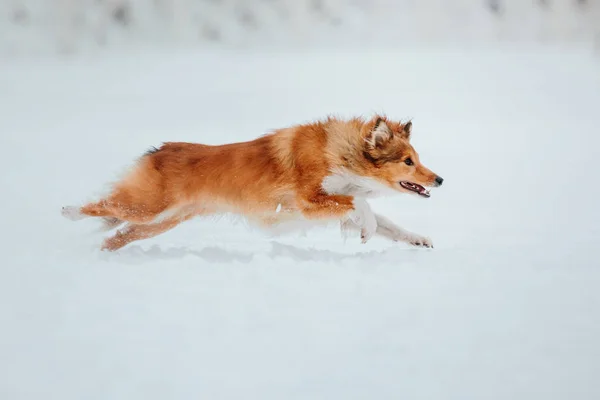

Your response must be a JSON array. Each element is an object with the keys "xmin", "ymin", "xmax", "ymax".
[
  {"xmin": 61, "ymin": 205, "xmax": 88, "ymax": 221},
  {"xmin": 62, "ymin": 205, "xmax": 127, "ymax": 232},
  {"xmin": 62, "ymin": 200, "xmax": 118, "ymax": 221},
  {"xmin": 101, "ymin": 215, "xmax": 193, "ymax": 251},
  {"xmin": 64, "ymin": 196, "xmax": 168, "ymax": 225}
]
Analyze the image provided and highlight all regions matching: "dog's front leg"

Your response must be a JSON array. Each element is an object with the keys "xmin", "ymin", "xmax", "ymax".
[
  {"xmin": 300, "ymin": 193, "xmax": 376, "ymax": 243},
  {"xmin": 348, "ymin": 198, "xmax": 377, "ymax": 243},
  {"xmin": 375, "ymin": 214, "xmax": 433, "ymax": 248},
  {"xmin": 342, "ymin": 212, "xmax": 433, "ymax": 248}
]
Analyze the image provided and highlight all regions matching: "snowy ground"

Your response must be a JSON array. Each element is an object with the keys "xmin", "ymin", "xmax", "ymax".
[{"xmin": 1, "ymin": 45, "xmax": 599, "ymax": 399}]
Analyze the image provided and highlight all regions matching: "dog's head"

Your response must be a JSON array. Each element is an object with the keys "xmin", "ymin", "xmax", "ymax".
[{"xmin": 360, "ymin": 116, "xmax": 443, "ymax": 198}]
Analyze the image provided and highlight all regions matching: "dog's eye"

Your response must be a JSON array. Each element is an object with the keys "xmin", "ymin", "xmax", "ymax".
[{"xmin": 404, "ymin": 158, "xmax": 414, "ymax": 166}]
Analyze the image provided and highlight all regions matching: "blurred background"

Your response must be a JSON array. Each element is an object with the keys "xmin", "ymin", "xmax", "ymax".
[{"xmin": 2, "ymin": 0, "xmax": 599, "ymax": 57}]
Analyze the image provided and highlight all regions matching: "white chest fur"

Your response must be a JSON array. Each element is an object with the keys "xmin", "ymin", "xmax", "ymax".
[{"xmin": 321, "ymin": 169, "xmax": 397, "ymax": 198}]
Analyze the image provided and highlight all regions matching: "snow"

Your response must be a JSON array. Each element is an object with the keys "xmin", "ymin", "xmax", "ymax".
[{"xmin": 1, "ymin": 45, "xmax": 600, "ymax": 399}]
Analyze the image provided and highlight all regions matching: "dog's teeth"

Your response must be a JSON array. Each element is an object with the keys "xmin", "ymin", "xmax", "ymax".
[{"xmin": 275, "ymin": 203, "xmax": 282, "ymax": 213}]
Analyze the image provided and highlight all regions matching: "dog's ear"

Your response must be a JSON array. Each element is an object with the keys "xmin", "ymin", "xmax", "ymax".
[
  {"xmin": 366, "ymin": 118, "xmax": 393, "ymax": 148},
  {"xmin": 401, "ymin": 121, "xmax": 412, "ymax": 140}
]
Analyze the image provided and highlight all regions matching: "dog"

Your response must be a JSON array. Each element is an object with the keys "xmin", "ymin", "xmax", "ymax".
[{"xmin": 62, "ymin": 115, "xmax": 443, "ymax": 251}]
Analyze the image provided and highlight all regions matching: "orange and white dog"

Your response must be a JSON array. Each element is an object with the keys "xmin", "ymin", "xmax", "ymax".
[{"xmin": 62, "ymin": 115, "xmax": 443, "ymax": 251}]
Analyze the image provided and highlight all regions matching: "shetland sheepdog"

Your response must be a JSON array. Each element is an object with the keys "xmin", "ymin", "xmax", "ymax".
[{"xmin": 62, "ymin": 115, "xmax": 443, "ymax": 251}]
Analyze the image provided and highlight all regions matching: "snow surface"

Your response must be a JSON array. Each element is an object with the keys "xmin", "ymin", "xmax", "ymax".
[{"xmin": 1, "ymin": 46, "xmax": 600, "ymax": 399}]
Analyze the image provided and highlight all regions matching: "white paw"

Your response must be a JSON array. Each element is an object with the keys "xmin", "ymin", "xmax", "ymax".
[
  {"xmin": 360, "ymin": 215, "xmax": 377, "ymax": 244},
  {"xmin": 61, "ymin": 206, "xmax": 85, "ymax": 221},
  {"xmin": 396, "ymin": 232, "xmax": 433, "ymax": 248},
  {"xmin": 349, "ymin": 198, "xmax": 377, "ymax": 244}
]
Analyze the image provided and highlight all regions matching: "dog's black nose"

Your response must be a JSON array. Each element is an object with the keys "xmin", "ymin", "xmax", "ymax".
[{"xmin": 435, "ymin": 176, "xmax": 444, "ymax": 186}]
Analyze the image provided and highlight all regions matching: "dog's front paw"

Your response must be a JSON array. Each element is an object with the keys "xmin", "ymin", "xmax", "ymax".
[
  {"xmin": 409, "ymin": 235, "xmax": 433, "ymax": 248},
  {"xmin": 360, "ymin": 215, "xmax": 377, "ymax": 244},
  {"xmin": 350, "ymin": 198, "xmax": 377, "ymax": 244},
  {"xmin": 396, "ymin": 232, "xmax": 433, "ymax": 248}
]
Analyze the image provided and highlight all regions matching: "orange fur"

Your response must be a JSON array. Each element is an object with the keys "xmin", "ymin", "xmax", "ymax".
[{"xmin": 62, "ymin": 114, "xmax": 443, "ymax": 251}]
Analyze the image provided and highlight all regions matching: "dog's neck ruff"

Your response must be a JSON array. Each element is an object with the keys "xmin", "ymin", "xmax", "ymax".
[{"xmin": 321, "ymin": 169, "xmax": 396, "ymax": 198}]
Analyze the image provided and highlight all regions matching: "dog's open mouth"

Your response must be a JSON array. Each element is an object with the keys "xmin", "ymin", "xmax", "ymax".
[{"xmin": 399, "ymin": 181, "xmax": 431, "ymax": 198}]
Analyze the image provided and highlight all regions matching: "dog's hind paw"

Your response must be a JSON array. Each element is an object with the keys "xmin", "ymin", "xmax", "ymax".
[{"xmin": 61, "ymin": 206, "xmax": 85, "ymax": 221}]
